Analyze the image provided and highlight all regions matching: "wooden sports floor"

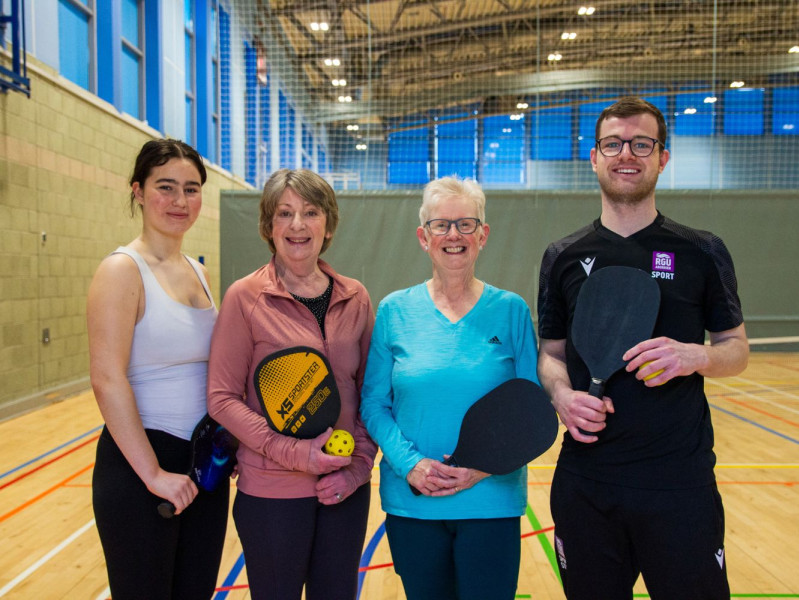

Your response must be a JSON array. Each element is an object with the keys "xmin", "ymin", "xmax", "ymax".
[{"xmin": 1, "ymin": 352, "xmax": 797, "ymax": 599}]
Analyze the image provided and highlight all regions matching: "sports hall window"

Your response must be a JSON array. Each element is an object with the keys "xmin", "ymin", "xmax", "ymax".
[
  {"xmin": 184, "ymin": 0, "xmax": 196, "ymax": 145},
  {"xmin": 674, "ymin": 91, "xmax": 714, "ymax": 136},
  {"xmin": 481, "ymin": 114, "xmax": 525, "ymax": 186},
  {"xmin": 209, "ymin": 1, "xmax": 219, "ymax": 163},
  {"xmin": 58, "ymin": 0, "xmax": 94, "ymax": 91},
  {"xmin": 120, "ymin": 0, "xmax": 143, "ymax": 119},
  {"xmin": 773, "ymin": 86, "xmax": 799, "ymax": 135},
  {"xmin": 724, "ymin": 88, "xmax": 764, "ymax": 135},
  {"xmin": 279, "ymin": 89, "xmax": 296, "ymax": 169},
  {"xmin": 244, "ymin": 40, "xmax": 257, "ymax": 184},
  {"xmin": 219, "ymin": 5, "xmax": 231, "ymax": 170},
  {"xmin": 530, "ymin": 106, "xmax": 572, "ymax": 161},
  {"xmin": 435, "ymin": 111, "xmax": 477, "ymax": 180},
  {"xmin": 578, "ymin": 100, "xmax": 608, "ymax": 160},
  {"xmin": 388, "ymin": 117, "xmax": 431, "ymax": 185}
]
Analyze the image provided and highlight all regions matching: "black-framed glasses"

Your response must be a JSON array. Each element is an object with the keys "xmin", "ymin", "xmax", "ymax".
[
  {"xmin": 596, "ymin": 136, "xmax": 663, "ymax": 158},
  {"xmin": 424, "ymin": 217, "xmax": 482, "ymax": 236}
]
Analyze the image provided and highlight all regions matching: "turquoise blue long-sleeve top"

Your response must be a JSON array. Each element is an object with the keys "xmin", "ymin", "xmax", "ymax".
[{"xmin": 360, "ymin": 282, "xmax": 539, "ymax": 520}]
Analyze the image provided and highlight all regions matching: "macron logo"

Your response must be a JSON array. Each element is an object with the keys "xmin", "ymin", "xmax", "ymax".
[
  {"xmin": 715, "ymin": 548, "xmax": 725, "ymax": 569},
  {"xmin": 580, "ymin": 257, "xmax": 596, "ymax": 276}
]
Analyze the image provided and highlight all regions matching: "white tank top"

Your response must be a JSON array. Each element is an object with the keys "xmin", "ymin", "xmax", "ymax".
[{"xmin": 114, "ymin": 247, "xmax": 218, "ymax": 440}]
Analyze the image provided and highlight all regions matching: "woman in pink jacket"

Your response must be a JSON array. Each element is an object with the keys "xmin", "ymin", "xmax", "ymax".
[{"xmin": 207, "ymin": 169, "xmax": 376, "ymax": 600}]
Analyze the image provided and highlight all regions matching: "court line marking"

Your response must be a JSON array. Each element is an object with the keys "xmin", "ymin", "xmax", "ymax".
[
  {"xmin": 711, "ymin": 378, "xmax": 799, "ymax": 414},
  {"xmin": 0, "ymin": 519, "xmax": 95, "ymax": 597},
  {"xmin": 0, "ymin": 463, "xmax": 94, "ymax": 523},
  {"xmin": 0, "ymin": 434, "xmax": 100, "ymax": 491},
  {"xmin": 0, "ymin": 425, "xmax": 103, "ymax": 480},
  {"xmin": 709, "ymin": 404, "xmax": 799, "ymax": 446}
]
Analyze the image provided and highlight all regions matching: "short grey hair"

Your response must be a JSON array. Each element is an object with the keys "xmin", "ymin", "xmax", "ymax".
[{"xmin": 419, "ymin": 176, "xmax": 486, "ymax": 226}]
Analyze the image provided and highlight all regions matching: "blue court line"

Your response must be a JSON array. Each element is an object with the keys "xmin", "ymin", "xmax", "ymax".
[
  {"xmin": 213, "ymin": 552, "xmax": 246, "ymax": 599},
  {"xmin": 357, "ymin": 520, "xmax": 386, "ymax": 599},
  {"xmin": 710, "ymin": 403, "xmax": 799, "ymax": 445},
  {"xmin": 0, "ymin": 425, "xmax": 104, "ymax": 480}
]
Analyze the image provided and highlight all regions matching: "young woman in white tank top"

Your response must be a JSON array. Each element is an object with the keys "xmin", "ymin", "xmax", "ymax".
[{"xmin": 87, "ymin": 139, "xmax": 228, "ymax": 600}]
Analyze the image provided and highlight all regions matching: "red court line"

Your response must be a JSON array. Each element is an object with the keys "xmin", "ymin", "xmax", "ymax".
[
  {"xmin": 721, "ymin": 396, "xmax": 799, "ymax": 429},
  {"xmin": 359, "ymin": 562, "xmax": 394, "ymax": 572},
  {"xmin": 0, "ymin": 463, "xmax": 94, "ymax": 523},
  {"xmin": 353, "ymin": 527, "xmax": 555, "ymax": 574},
  {"xmin": 521, "ymin": 526, "xmax": 555, "ymax": 539},
  {"xmin": 0, "ymin": 434, "xmax": 99, "ymax": 491}
]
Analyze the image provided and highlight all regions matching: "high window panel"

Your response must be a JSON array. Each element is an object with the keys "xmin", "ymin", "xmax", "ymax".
[
  {"xmin": 388, "ymin": 117, "xmax": 430, "ymax": 185},
  {"xmin": 531, "ymin": 106, "xmax": 572, "ymax": 161},
  {"xmin": 674, "ymin": 91, "xmax": 714, "ymax": 136},
  {"xmin": 773, "ymin": 86, "xmax": 799, "ymax": 135},
  {"xmin": 120, "ymin": 0, "xmax": 142, "ymax": 118},
  {"xmin": 209, "ymin": 1, "xmax": 219, "ymax": 163},
  {"xmin": 435, "ymin": 112, "xmax": 477, "ymax": 179},
  {"xmin": 724, "ymin": 88, "xmax": 764, "ymax": 135},
  {"xmin": 578, "ymin": 100, "xmax": 610, "ymax": 159},
  {"xmin": 58, "ymin": 0, "xmax": 93, "ymax": 90},
  {"xmin": 185, "ymin": 0, "xmax": 196, "ymax": 144},
  {"xmin": 481, "ymin": 114, "xmax": 525, "ymax": 185},
  {"xmin": 279, "ymin": 89, "xmax": 296, "ymax": 169},
  {"xmin": 219, "ymin": 6, "xmax": 231, "ymax": 170},
  {"xmin": 245, "ymin": 41, "xmax": 257, "ymax": 185}
]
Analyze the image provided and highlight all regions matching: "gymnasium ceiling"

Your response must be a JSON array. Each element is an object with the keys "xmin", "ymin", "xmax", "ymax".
[{"xmin": 235, "ymin": 0, "xmax": 799, "ymax": 135}]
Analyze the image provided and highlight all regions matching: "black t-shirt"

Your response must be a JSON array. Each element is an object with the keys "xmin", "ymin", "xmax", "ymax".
[{"xmin": 537, "ymin": 212, "xmax": 744, "ymax": 489}]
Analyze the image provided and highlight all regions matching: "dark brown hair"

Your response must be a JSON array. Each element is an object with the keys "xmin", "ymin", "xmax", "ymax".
[
  {"xmin": 129, "ymin": 139, "xmax": 207, "ymax": 215},
  {"xmin": 595, "ymin": 96, "xmax": 668, "ymax": 146}
]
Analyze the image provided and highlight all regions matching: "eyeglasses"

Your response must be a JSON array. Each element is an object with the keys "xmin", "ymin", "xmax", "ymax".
[
  {"xmin": 596, "ymin": 136, "xmax": 663, "ymax": 158},
  {"xmin": 424, "ymin": 217, "xmax": 482, "ymax": 236}
]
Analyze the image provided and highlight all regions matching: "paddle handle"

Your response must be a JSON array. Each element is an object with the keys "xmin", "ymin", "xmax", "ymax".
[
  {"xmin": 578, "ymin": 378, "xmax": 607, "ymax": 436},
  {"xmin": 587, "ymin": 377, "xmax": 606, "ymax": 398}
]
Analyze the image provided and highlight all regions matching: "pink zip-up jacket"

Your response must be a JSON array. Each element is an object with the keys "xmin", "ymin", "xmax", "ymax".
[{"xmin": 207, "ymin": 258, "xmax": 376, "ymax": 499}]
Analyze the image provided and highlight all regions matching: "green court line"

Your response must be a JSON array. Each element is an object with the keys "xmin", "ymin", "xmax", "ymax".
[{"xmin": 524, "ymin": 504, "xmax": 562, "ymax": 586}]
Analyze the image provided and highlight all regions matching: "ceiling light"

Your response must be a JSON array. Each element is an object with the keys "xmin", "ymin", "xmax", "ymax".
[
  {"xmin": 324, "ymin": 58, "xmax": 341, "ymax": 67},
  {"xmin": 509, "ymin": 114, "xmax": 523, "ymax": 121},
  {"xmin": 356, "ymin": 143, "xmax": 368, "ymax": 150},
  {"xmin": 683, "ymin": 107, "xmax": 697, "ymax": 115},
  {"xmin": 730, "ymin": 81, "xmax": 745, "ymax": 88},
  {"xmin": 578, "ymin": 6, "xmax": 595, "ymax": 15},
  {"xmin": 332, "ymin": 79, "xmax": 347, "ymax": 87},
  {"xmin": 789, "ymin": 46, "xmax": 799, "ymax": 54},
  {"xmin": 783, "ymin": 124, "xmax": 795, "ymax": 130},
  {"xmin": 338, "ymin": 95, "xmax": 352, "ymax": 103},
  {"xmin": 310, "ymin": 21, "xmax": 328, "ymax": 31},
  {"xmin": 703, "ymin": 96, "xmax": 717, "ymax": 103},
  {"xmin": 516, "ymin": 102, "xmax": 528, "ymax": 109},
  {"xmin": 561, "ymin": 32, "xmax": 577, "ymax": 40},
  {"xmin": 548, "ymin": 53, "xmax": 562, "ymax": 61},
  {"xmin": 346, "ymin": 124, "xmax": 359, "ymax": 131}
]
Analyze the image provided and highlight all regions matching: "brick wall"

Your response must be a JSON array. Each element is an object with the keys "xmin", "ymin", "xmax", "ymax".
[{"xmin": 0, "ymin": 54, "xmax": 251, "ymax": 419}]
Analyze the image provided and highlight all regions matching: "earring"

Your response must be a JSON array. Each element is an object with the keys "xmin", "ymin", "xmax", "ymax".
[{"xmin": 424, "ymin": 245, "xmax": 429, "ymax": 251}]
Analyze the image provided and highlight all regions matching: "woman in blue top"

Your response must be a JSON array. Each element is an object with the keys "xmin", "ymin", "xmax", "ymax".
[{"xmin": 360, "ymin": 176, "xmax": 539, "ymax": 600}]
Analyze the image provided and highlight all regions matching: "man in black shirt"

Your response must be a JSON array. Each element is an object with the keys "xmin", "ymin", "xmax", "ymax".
[{"xmin": 537, "ymin": 96, "xmax": 749, "ymax": 599}]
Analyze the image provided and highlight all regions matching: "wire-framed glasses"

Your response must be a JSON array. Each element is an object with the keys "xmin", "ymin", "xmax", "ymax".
[
  {"xmin": 596, "ymin": 136, "xmax": 663, "ymax": 157},
  {"xmin": 424, "ymin": 217, "xmax": 482, "ymax": 236}
]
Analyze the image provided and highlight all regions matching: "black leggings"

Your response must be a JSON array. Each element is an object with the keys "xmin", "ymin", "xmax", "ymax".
[
  {"xmin": 92, "ymin": 426, "xmax": 229, "ymax": 600},
  {"xmin": 233, "ymin": 483, "xmax": 371, "ymax": 600}
]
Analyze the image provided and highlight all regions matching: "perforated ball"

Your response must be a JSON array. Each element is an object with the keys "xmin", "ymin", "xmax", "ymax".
[{"xmin": 324, "ymin": 429, "xmax": 355, "ymax": 456}]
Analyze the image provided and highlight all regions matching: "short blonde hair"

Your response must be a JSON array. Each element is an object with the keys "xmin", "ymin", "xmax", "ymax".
[
  {"xmin": 419, "ymin": 176, "xmax": 486, "ymax": 226},
  {"xmin": 259, "ymin": 169, "xmax": 339, "ymax": 254}
]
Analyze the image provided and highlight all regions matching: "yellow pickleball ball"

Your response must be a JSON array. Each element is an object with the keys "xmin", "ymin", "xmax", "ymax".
[
  {"xmin": 640, "ymin": 361, "xmax": 665, "ymax": 383},
  {"xmin": 324, "ymin": 429, "xmax": 355, "ymax": 456}
]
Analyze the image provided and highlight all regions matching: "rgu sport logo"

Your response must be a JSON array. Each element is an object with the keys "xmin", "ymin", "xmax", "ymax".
[{"xmin": 652, "ymin": 251, "xmax": 675, "ymax": 280}]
